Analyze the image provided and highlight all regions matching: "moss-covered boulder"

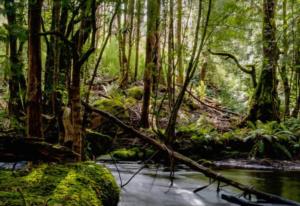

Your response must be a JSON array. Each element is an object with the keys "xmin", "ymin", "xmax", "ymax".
[
  {"xmin": 86, "ymin": 130, "xmax": 113, "ymax": 157},
  {"xmin": 93, "ymin": 99, "xmax": 128, "ymax": 118},
  {"xmin": 126, "ymin": 86, "xmax": 144, "ymax": 100},
  {"xmin": 0, "ymin": 162, "xmax": 119, "ymax": 206}
]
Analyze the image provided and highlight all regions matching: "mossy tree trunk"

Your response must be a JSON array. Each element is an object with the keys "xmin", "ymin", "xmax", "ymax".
[
  {"xmin": 69, "ymin": 0, "xmax": 96, "ymax": 159},
  {"xmin": 176, "ymin": 0, "xmax": 184, "ymax": 84},
  {"xmin": 133, "ymin": 0, "xmax": 143, "ymax": 81},
  {"xmin": 279, "ymin": 0, "xmax": 291, "ymax": 118},
  {"xmin": 292, "ymin": 17, "xmax": 300, "ymax": 118},
  {"xmin": 5, "ymin": 0, "xmax": 26, "ymax": 119},
  {"xmin": 246, "ymin": 0, "xmax": 280, "ymax": 122},
  {"xmin": 167, "ymin": 0, "xmax": 175, "ymax": 107},
  {"xmin": 141, "ymin": 0, "xmax": 160, "ymax": 128},
  {"xmin": 27, "ymin": 0, "xmax": 43, "ymax": 138}
]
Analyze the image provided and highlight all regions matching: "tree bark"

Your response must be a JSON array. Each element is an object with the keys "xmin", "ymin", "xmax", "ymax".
[{"xmin": 27, "ymin": 0, "xmax": 43, "ymax": 138}]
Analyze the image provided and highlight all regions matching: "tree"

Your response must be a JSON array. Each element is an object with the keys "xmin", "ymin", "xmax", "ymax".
[
  {"xmin": 70, "ymin": 0, "xmax": 96, "ymax": 159},
  {"xmin": 140, "ymin": 0, "xmax": 160, "ymax": 128},
  {"xmin": 27, "ymin": 0, "xmax": 43, "ymax": 138},
  {"xmin": 176, "ymin": 0, "xmax": 183, "ymax": 84},
  {"xmin": 246, "ymin": 0, "xmax": 280, "ymax": 122},
  {"xmin": 167, "ymin": 0, "xmax": 175, "ymax": 107},
  {"xmin": 5, "ymin": 0, "xmax": 26, "ymax": 118},
  {"xmin": 165, "ymin": 0, "xmax": 212, "ymax": 140},
  {"xmin": 133, "ymin": 0, "xmax": 143, "ymax": 81},
  {"xmin": 279, "ymin": 0, "xmax": 291, "ymax": 118}
]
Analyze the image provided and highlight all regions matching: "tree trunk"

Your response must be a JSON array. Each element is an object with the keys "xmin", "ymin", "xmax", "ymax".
[
  {"xmin": 119, "ymin": 0, "xmax": 130, "ymax": 88},
  {"xmin": 176, "ymin": 0, "xmax": 184, "ymax": 84},
  {"xmin": 141, "ymin": 0, "xmax": 160, "ymax": 128},
  {"xmin": 280, "ymin": 0, "xmax": 291, "ymax": 118},
  {"xmin": 167, "ymin": 0, "xmax": 175, "ymax": 106},
  {"xmin": 133, "ymin": 0, "xmax": 142, "ymax": 81},
  {"xmin": 5, "ymin": 0, "xmax": 26, "ymax": 118},
  {"xmin": 246, "ymin": 0, "xmax": 280, "ymax": 122},
  {"xmin": 127, "ymin": 0, "xmax": 135, "ymax": 81},
  {"xmin": 27, "ymin": 0, "xmax": 43, "ymax": 138},
  {"xmin": 69, "ymin": 0, "xmax": 96, "ymax": 159},
  {"xmin": 292, "ymin": 15, "xmax": 300, "ymax": 118}
]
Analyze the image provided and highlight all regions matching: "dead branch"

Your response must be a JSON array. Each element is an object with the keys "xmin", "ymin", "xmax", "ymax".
[{"xmin": 82, "ymin": 102, "xmax": 300, "ymax": 206}]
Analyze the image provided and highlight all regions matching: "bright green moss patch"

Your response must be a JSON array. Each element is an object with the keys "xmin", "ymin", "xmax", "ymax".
[
  {"xmin": 0, "ymin": 162, "xmax": 119, "ymax": 206},
  {"xmin": 126, "ymin": 86, "xmax": 144, "ymax": 100},
  {"xmin": 111, "ymin": 148, "xmax": 139, "ymax": 161}
]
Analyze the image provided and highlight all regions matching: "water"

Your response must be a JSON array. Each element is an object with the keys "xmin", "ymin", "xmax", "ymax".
[
  {"xmin": 1, "ymin": 162, "xmax": 299, "ymax": 205},
  {"xmin": 102, "ymin": 162, "xmax": 300, "ymax": 206}
]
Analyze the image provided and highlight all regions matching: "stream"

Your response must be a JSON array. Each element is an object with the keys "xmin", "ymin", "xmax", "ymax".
[{"xmin": 102, "ymin": 162, "xmax": 300, "ymax": 206}]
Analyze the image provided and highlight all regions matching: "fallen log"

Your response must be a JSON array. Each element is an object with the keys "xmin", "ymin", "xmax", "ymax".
[
  {"xmin": 0, "ymin": 135, "xmax": 79, "ymax": 162},
  {"xmin": 82, "ymin": 102, "xmax": 300, "ymax": 206}
]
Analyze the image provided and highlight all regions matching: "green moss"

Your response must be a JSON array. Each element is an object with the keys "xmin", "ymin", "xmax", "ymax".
[
  {"xmin": 127, "ymin": 86, "xmax": 144, "ymax": 100},
  {"xmin": 93, "ymin": 99, "xmax": 129, "ymax": 120},
  {"xmin": 0, "ymin": 162, "xmax": 120, "ymax": 206},
  {"xmin": 111, "ymin": 148, "xmax": 140, "ymax": 161}
]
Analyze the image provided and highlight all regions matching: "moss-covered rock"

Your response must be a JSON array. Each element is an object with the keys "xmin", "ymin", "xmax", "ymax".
[
  {"xmin": 0, "ymin": 162, "xmax": 120, "ymax": 206},
  {"xmin": 93, "ymin": 98, "xmax": 129, "ymax": 120},
  {"xmin": 127, "ymin": 86, "xmax": 144, "ymax": 100},
  {"xmin": 85, "ymin": 130, "xmax": 113, "ymax": 157}
]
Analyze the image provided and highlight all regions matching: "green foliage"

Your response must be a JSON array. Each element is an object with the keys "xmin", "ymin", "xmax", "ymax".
[
  {"xmin": 244, "ymin": 121, "xmax": 298, "ymax": 159},
  {"xmin": 0, "ymin": 162, "xmax": 120, "ymax": 206}
]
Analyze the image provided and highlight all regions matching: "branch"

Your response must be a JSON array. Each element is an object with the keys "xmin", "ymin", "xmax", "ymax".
[
  {"xmin": 39, "ymin": 31, "xmax": 75, "ymax": 50},
  {"xmin": 208, "ymin": 49, "xmax": 257, "ymax": 87},
  {"xmin": 78, "ymin": 47, "xmax": 95, "ymax": 68}
]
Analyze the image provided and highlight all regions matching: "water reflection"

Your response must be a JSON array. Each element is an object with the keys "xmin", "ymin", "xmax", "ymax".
[{"xmin": 217, "ymin": 169, "xmax": 300, "ymax": 202}]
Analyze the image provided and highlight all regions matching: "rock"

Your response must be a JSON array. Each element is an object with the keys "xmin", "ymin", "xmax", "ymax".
[
  {"xmin": 0, "ymin": 162, "xmax": 120, "ymax": 206},
  {"xmin": 85, "ymin": 130, "xmax": 113, "ymax": 157}
]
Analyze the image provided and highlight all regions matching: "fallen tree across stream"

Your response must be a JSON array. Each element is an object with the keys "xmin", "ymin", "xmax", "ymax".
[{"xmin": 83, "ymin": 102, "xmax": 300, "ymax": 206}]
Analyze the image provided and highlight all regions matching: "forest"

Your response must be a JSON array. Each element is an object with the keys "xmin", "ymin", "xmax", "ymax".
[{"xmin": 0, "ymin": 0, "xmax": 300, "ymax": 205}]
